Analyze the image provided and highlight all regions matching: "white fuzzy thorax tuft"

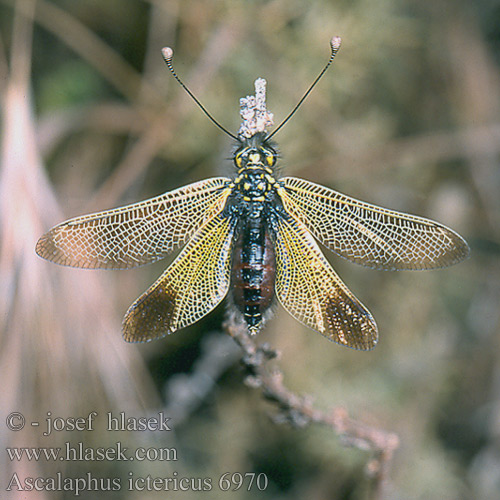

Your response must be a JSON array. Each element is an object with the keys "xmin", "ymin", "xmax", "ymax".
[{"xmin": 238, "ymin": 78, "xmax": 274, "ymax": 139}]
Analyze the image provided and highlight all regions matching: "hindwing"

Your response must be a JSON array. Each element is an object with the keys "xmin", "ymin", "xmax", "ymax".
[
  {"xmin": 274, "ymin": 213, "xmax": 378, "ymax": 350},
  {"xmin": 123, "ymin": 212, "xmax": 235, "ymax": 342}
]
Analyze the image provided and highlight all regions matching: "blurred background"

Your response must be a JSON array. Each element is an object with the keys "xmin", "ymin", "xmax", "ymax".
[{"xmin": 0, "ymin": 0, "xmax": 499, "ymax": 498}]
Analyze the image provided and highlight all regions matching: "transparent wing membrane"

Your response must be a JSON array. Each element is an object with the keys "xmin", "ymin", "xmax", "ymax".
[
  {"xmin": 122, "ymin": 213, "xmax": 235, "ymax": 342},
  {"xmin": 274, "ymin": 214, "xmax": 378, "ymax": 350},
  {"xmin": 36, "ymin": 178, "xmax": 231, "ymax": 269},
  {"xmin": 279, "ymin": 177, "xmax": 469, "ymax": 271}
]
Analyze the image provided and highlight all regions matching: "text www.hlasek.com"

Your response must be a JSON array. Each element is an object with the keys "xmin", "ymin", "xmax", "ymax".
[{"xmin": 6, "ymin": 442, "xmax": 177, "ymax": 462}]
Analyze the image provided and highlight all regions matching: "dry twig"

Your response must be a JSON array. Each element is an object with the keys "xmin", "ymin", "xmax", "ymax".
[{"xmin": 224, "ymin": 315, "xmax": 399, "ymax": 499}]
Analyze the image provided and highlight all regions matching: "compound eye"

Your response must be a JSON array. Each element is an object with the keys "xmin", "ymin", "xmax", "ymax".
[
  {"xmin": 263, "ymin": 148, "xmax": 277, "ymax": 167},
  {"xmin": 234, "ymin": 150, "xmax": 248, "ymax": 168}
]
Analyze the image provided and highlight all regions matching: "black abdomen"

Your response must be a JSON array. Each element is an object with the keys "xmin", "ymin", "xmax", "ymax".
[{"xmin": 231, "ymin": 217, "xmax": 275, "ymax": 333}]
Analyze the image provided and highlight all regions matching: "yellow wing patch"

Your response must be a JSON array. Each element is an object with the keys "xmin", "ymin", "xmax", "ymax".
[
  {"xmin": 122, "ymin": 213, "xmax": 235, "ymax": 342},
  {"xmin": 36, "ymin": 178, "xmax": 231, "ymax": 269},
  {"xmin": 279, "ymin": 177, "xmax": 469, "ymax": 270},
  {"xmin": 274, "ymin": 213, "xmax": 378, "ymax": 350}
]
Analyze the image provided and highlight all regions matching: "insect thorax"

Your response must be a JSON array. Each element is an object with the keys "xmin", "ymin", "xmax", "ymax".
[{"xmin": 233, "ymin": 133, "xmax": 278, "ymax": 203}]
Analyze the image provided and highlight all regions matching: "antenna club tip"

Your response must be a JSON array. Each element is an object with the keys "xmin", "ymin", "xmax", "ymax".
[
  {"xmin": 330, "ymin": 36, "xmax": 342, "ymax": 50},
  {"xmin": 161, "ymin": 47, "xmax": 173, "ymax": 60}
]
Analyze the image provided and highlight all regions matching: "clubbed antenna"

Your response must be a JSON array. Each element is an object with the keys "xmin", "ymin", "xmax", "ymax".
[
  {"xmin": 162, "ymin": 36, "xmax": 342, "ymax": 142},
  {"xmin": 266, "ymin": 36, "xmax": 342, "ymax": 140},
  {"xmin": 238, "ymin": 78, "xmax": 274, "ymax": 139},
  {"xmin": 161, "ymin": 47, "xmax": 238, "ymax": 140}
]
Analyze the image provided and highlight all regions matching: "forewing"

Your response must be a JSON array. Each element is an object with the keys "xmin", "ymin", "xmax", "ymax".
[
  {"xmin": 122, "ymin": 213, "xmax": 235, "ymax": 342},
  {"xmin": 36, "ymin": 177, "xmax": 231, "ymax": 269},
  {"xmin": 279, "ymin": 177, "xmax": 469, "ymax": 270},
  {"xmin": 274, "ymin": 214, "xmax": 378, "ymax": 350}
]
